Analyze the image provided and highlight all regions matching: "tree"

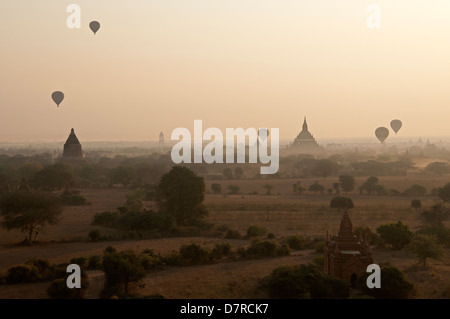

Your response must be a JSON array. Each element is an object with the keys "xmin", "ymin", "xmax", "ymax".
[
  {"xmin": 438, "ymin": 182, "xmax": 450, "ymax": 203},
  {"xmin": 156, "ymin": 166, "xmax": 207, "ymax": 225},
  {"xmin": 339, "ymin": 175, "xmax": 355, "ymax": 194},
  {"xmin": 211, "ymin": 183, "xmax": 222, "ymax": 194},
  {"xmin": 19, "ymin": 162, "xmax": 43, "ymax": 181},
  {"xmin": 223, "ymin": 168, "xmax": 233, "ymax": 179},
  {"xmin": 261, "ymin": 264, "xmax": 349, "ymax": 299},
  {"xmin": 111, "ymin": 166, "xmax": 134, "ymax": 188},
  {"xmin": 102, "ymin": 249, "xmax": 145, "ymax": 295},
  {"xmin": 313, "ymin": 159, "xmax": 339, "ymax": 180},
  {"xmin": 227, "ymin": 185, "xmax": 240, "ymax": 195},
  {"xmin": 292, "ymin": 181, "xmax": 305, "ymax": 195},
  {"xmin": 33, "ymin": 163, "xmax": 73, "ymax": 191},
  {"xmin": 360, "ymin": 176, "xmax": 379, "ymax": 195},
  {"xmin": 408, "ymin": 234, "xmax": 443, "ymax": 267},
  {"xmin": 425, "ymin": 161, "xmax": 450, "ymax": 175},
  {"xmin": 309, "ymin": 182, "xmax": 324, "ymax": 195},
  {"xmin": 419, "ymin": 204, "xmax": 450, "ymax": 226},
  {"xmin": 411, "ymin": 199, "xmax": 422, "ymax": 212},
  {"xmin": 403, "ymin": 184, "xmax": 427, "ymax": 196},
  {"xmin": 0, "ymin": 191, "xmax": 62, "ymax": 244},
  {"xmin": 263, "ymin": 183, "xmax": 274, "ymax": 195},
  {"xmin": 234, "ymin": 167, "xmax": 243, "ymax": 179},
  {"xmin": 376, "ymin": 221, "xmax": 413, "ymax": 250},
  {"xmin": 355, "ymin": 264, "xmax": 414, "ymax": 299},
  {"xmin": 332, "ymin": 182, "xmax": 340, "ymax": 195},
  {"xmin": 330, "ymin": 196, "xmax": 354, "ymax": 210}
]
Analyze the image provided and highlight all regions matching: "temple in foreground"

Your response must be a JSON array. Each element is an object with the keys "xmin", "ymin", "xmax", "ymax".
[{"xmin": 323, "ymin": 209, "xmax": 373, "ymax": 286}]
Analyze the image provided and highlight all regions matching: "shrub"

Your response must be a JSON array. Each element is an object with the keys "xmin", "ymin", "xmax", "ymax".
[
  {"xmin": 179, "ymin": 244, "xmax": 210, "ymax": 265},
  {"xmin": 283, "ymin": 235, "xmax": 306, "ymax": 250},
  {"xmin": 210, "ymin": 243, "xmax": 233, "ymax": 260},
  {"xmin": 247, "ymin": 226, "xmax": 268, "ymax": 237},
  {"xmin": 59, "ymin": 191, "xmax": 88, "ymax": 206},
  {"xmin": 313, "ymin": 255, "xmax": 324, "ymax": 267},
  {"xmin": 25, "ymin": 258, "xmax": 54, "ymax": 279},
  {"xmin": 88, "ymin": 255, "xmax": 102, "ymax": 269},
  {"xmin": 261, "ymin": 264, "xmax": 349, "ymax": 299},
  {"xmin": 70, "ymin": 257, "xmax": 87, "ymax": 268},
  {"xmin": 224, "ymin": 230, "xmax": 241, "ymax": 239},
  {"xmin": 6, "ymin": 265, "xmax": 40, "ymax": 284},
  {"xmin": 242, "ymin": 240, "xmax": 278, "ymax": 258},
  {"xmin": 93, "ymin": 211, "xmax": 119, "ymax": 226},
  {"xmin": 277, "ymin": 244, "xmax": 290, "ymax": 256},
  {"xmin": 313, "ymin": 240, "xmax": 326, "ymax": 253},
  {"xmin": 47, "ymin": 278, "xmax": 85, "ymax": 299},
  {"xmin": 355, "ymin": 264, "xmax": 414, "ymax": 299},
  {"xmin": 416, "ymin": 225, "xmax": 450, "ymax": 248},
  {"xmin": 376, "ymin": 221, "xmax": 413, "ymax": 250},
  {"xmin": 88, "ymin": 229, "xmax": 102, "ymax": 242}
]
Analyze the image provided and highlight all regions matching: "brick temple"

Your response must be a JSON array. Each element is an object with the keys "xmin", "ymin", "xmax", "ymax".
[{"xmin": 323, "ymin": 209, "xmax": 373, "ymax": 286}]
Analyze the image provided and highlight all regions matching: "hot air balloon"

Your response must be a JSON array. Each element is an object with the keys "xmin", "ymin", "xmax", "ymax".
[
  {"xmin": 51, "ymin": 91, "xmax": 64, "ymax": 107},
  {"xmin": 258, "ymin": 128, "xmax": 269, "ymax": 142},
  {"xmin": 89, "ymin": 21, "xmax": 100, "ymax": 35},
  {"xmin": 390, "ymin": 119, "xmax": 402, "ymax": 135},
  {"xmin": 375, "ymin": 127, "xmax": 389, "ymax": 143}
]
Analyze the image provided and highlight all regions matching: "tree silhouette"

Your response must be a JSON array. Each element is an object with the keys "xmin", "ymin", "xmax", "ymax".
[
  {"xmin": 156, "ymin": 166, "xmax": 207, "ymax": 225},
  {"xmin": 338, "ymin": 175, "xmax": 355, "ymax": 194},
  {"xmin": 0, "ymin": 191, "xmax": 62, "ymax": 244}
]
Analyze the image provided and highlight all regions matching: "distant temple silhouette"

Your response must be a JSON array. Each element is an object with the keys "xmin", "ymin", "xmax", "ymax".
[
  {"xmin": 288, "ymin": 116, "xmax": 322, "ymax": 153},
  {"xmin": 323, "ymin": 209, "xmax": 373, "ymax": 286},
  {"xmin": 63, "ymin": 128, "xmax": 84, "ymax": 159},
  {"xmin": 159, "ymin": 132, "xmax": 164, "ymax": 145}
]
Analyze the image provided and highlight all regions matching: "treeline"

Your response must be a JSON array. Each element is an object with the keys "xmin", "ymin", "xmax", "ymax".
[{"xmin": 1, "ymin": 152, "xmax": 450, "ymax": 193}]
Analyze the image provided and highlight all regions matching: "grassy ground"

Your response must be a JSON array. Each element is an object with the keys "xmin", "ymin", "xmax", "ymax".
[{"xmin": 0, "ymin": 175, "xmax": 449, "ymax": 299}]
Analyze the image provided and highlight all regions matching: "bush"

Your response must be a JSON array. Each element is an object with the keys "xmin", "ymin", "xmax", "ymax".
[
  {"xmin": 313, "ymin": 255, "xmax": 324, "ymax": 268},
  {"xmin": 47, "ymin": 278, "xmax": 85, "ymax": 299},
  {"xmin": 283, "ymin": 235, "xmax": 306, "ymax": 250},
  {"xmin": 313, "ymin": 240, "xmax": 326, "ymax": 253},
  {"xmin": 93, "ymin": 211, "xmax": 119, "ymax": 226},
  {"xmin": 403, "ymin": 184, "xmax": 427, "ymax": 196},
  {"xmin": 376, "ymin": 221, "xmax": 413, "ymax": 250},
  {"xmin": 224, "ymin": 230, "xmax": 241, "ymax": 239},
  {"xmin": 416, "ymin": 225, "xmax": 450, "ymax": 248},
  {"xmin": 241, "ymin": 240, "xmax": 281, "ymax": 258},
  {"xmin": 70, "ymin": 257, "xmax": 87, "ymax": 268},
  {"xmin": 210, "ymin": 243, "xmax": 233, "ymax": 260},
  {"xmin": 179, "ymin": 244, "xmax": 210, "ymax": 265},
  {"xmin": 355, "ymin": 264, "xmax": 414, "ymax": 299},
  {"xmin": 88, "ymin": 229, "xmax": 102, "ymax": 242},
  {"xmin": 59, "ymin": 191, "xmax": 88, "ymax": 206},
  {"xmin": 261, "ymin": 264, "xmax": 349, "ymax": 299},
  {"xmin": 247, "ymin": 226, "xmax": 268, "ymax": 237},
  {"xmin": 88, "ymin": 255, "xmax": 102, "ymax": 269},
  {"xmin": 25, "ymin": 258, "xmax": 54, "ymax": 279},
  {"xmin": 6, "ymin": 265, "xmax": 40, "ymax": 284}
]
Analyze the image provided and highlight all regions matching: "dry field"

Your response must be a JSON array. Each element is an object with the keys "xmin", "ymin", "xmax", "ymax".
[{"xmin": 0, "ymin": 175, "xmax": 450, "ymax": 299}]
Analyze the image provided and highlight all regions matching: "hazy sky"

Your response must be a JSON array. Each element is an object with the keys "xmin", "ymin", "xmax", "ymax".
[{"xmin": 1, "ymin": 1, "xmax": 450, "ymax": 142}]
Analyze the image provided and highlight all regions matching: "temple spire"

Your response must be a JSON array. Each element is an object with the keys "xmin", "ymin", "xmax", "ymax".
[{"xmin": 302, "ymin": 116, "xmax": 308, "ymax": 131}]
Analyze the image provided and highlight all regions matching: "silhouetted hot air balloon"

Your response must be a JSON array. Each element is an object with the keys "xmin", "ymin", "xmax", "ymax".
[
  {"xmin": 375, "ymin": 127, "xmax": 389, "ymax": 143},
  {"xmin": 390, "ymin": 119, "xmax": 402, "ymax": 135},
  {"xmin": 51, "ymin": 91, "xmax": 64, "ymax": 107},
  {"xmin": 258, "ymin": 128, "xmax": 269, "ymax": 142},
  {"xmin": 89, "ymin": 21, "xmax": 100, "ymax": 35}
]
